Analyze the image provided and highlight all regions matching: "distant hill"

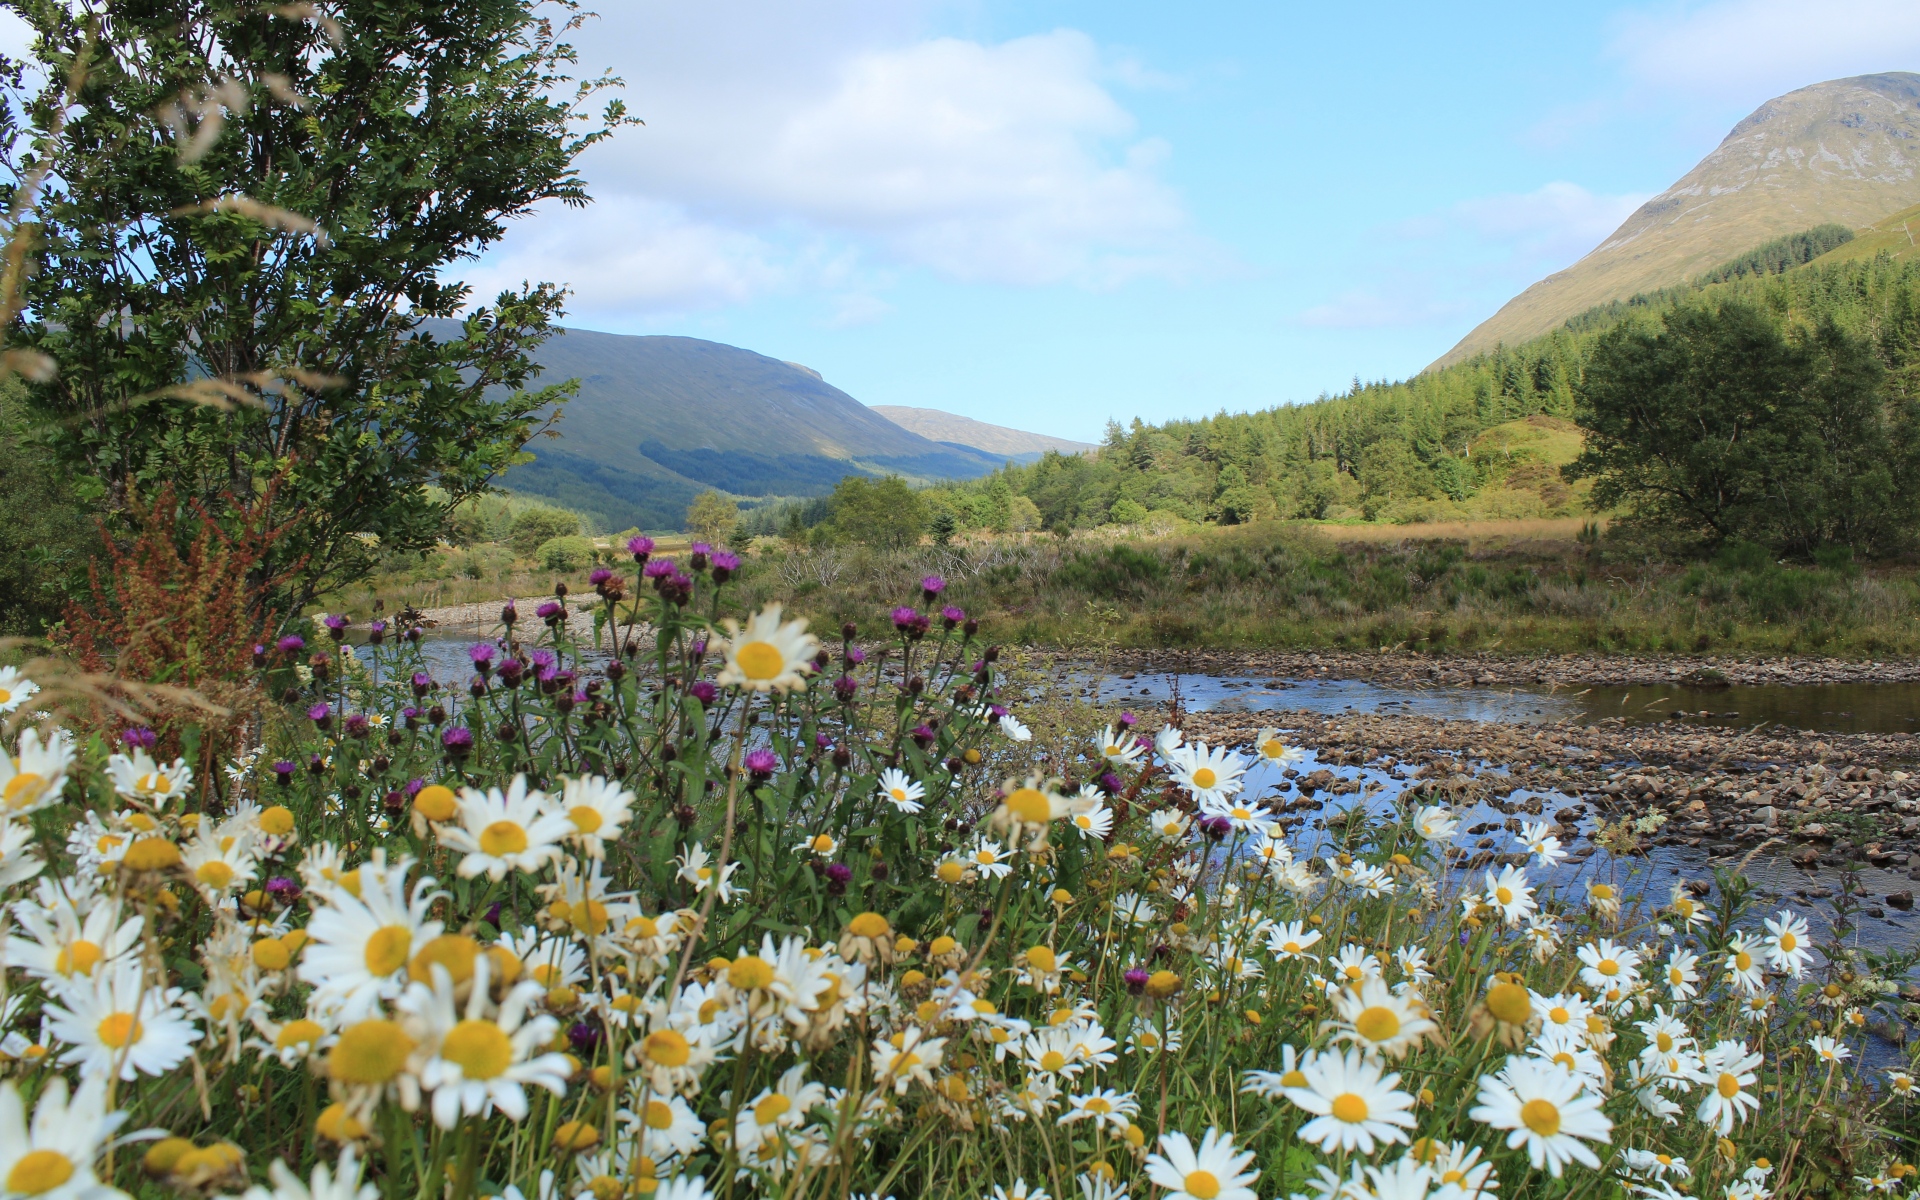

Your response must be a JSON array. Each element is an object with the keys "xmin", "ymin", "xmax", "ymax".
[
  {"xmin": 869, "ymin": 406, "xmax": 1094, "ymax": 460},
  {"xmin": 1435, "ymin": 71, "xmax": 1920, "ymax": 368},
  {"xmin": 1807, "ymin": 200, "xmax": 1920, "ymax": 268},
  {"xmin": 472, "ymin": 328, "xmax": 1010, "ymax": 530}
]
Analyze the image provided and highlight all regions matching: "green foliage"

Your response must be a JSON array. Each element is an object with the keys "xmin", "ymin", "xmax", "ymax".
[
  {"xmin": 1567, "ymin": 298, "xmax": 1920, "ymax": 557},
  {"xmin": 508, "ymin": 506, "xmax": 581, "ymax": 557},
  {"xmin": 0, "ymin": 379, "xmax": 94, "ymax": 633},
  {"xmin": 536, "ymin": 534, "xmax": 594, "ymax": 571},
  {"xmin": 1696, "ymin": 223, "xmax": 1855, "ymax": 285},
  {"xmin": 928, "ymin": 510, "xmax": 959, "ymax": 546},
  {"xmin": 1, "ymin": 1, "xmax": 634, "ymax": 613},
  {"xmin": 824, "ymin": 475, "xmax": 928, "ymax": 548},
  {"xmin": 684, "ymin": 489, "xmax": 741, "ymax": 544}
]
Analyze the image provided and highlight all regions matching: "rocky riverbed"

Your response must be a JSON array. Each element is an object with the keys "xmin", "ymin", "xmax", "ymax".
[
  {"xmin": 1185, "ymin": 706, "xmax": 1920, "ymax": 883},
  {"xmin": 1110, "ymin": 647, "xmax": 1920, "ymax": 688}
]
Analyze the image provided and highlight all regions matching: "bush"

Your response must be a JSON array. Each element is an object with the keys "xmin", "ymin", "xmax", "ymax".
[
  {"xmin": 536, "ymin": 534, "xmax": 594, "ymax": 571},
  {"xmin": 1108, "ymin": 497, "xmax": 1148, "ymax": 525},
  {"xmin": 509, "ymin": 506, "xmax": 580, "ymax": 556}
]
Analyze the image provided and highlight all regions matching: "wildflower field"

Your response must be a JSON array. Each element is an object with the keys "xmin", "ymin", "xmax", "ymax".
[{"xmin": 1, "ymin": 544, "xmax": 1916, "ymax": 1200}]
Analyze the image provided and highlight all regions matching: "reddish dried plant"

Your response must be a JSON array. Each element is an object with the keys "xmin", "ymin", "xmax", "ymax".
[{"xmin": 60, "ymin": 480, "xmax": 305, "ymax": 781}]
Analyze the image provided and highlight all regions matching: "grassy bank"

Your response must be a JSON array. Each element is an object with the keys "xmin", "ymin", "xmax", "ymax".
[{"xmin": 728, "ymin": 523, "xmax": 1920, "ymax": 658}]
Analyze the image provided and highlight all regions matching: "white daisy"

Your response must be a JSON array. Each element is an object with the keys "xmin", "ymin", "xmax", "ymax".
[
  {"xmin": 1412, "ymin": 805, "xmax": 1459, "ymax": 842},
  {"xmin": 1166, "ymin": 742, "xmax": 1247, "ymax": 803},
  {"xmin": 0, "ymin": 1074, "xmax": 130, "ymax": 1200},
  {"xmin": 1328, "ymin": 977, "xmax": 1436, "ymax": 1059},
  {"xmin": 1144, "ymin": 1128, "xmax": 1259, "ymax": 1200},
  {"xmin": 0, "ymin": 667, "xmax": 39, "ymax": 716},
  {"xmin": 1, "ymin": 727, "xmax": 73, "ymax": 815},
  {"xmin": 1482, "ymin": 864, "xmax": 1536, "ymax": 926},
  {"xmin": 103, "ymin": 748, "xmax": 191, "ymax": 807},
  {"xmin": 715, "ymin": 603, "xmax": 819, "ymax": 693},
  {"xmin": 1575, "ymin": 938, "xmax": 1641, "ymax": 991},
  {"xmin": 1696, "ymin": 1039, "xmax": 1763, "ymax": 1134},
  {"xmin": 1469, "ymin": 1055, "xmax": 1612, "ymax": 1177},
  {"xmin": 402, "ymin": 957, "xmax": 570, "ymax": 1129},
  {"xmin": 1095, "ymin": 726, "xmax": 1144, "ymax": 768},
  {"xmin": 297, "ymin": 855, "xmax": 444, "ymax": 1021},
  {"xmin": 438, "ymin": 776, "xmax": 574, "ymax": 880},
  {"xmin": 1281, "ymin": 1046, "xmax": 1418, "ymax": 1153},
  {"xmin": 1265, "ymin": 921, "xmax": 1322, "ymax": 961},
  {"xmin": 1763, "ymin": 910, "xmax": 1812, "ymax": 978},
  {"xmin": 558, "ymin": 775, "xmax": 633, "ymax": 858},
  {"xmin": 1252, "ymin": 727, "xmax": 1306, "ymax": 766},
  {"xmin": 45, "ymin": 960, "xmax": 202, "ymax": 1080},
  {"xmin": 876, "ymin": 768, "xmax": 925, "ymax": 814}
]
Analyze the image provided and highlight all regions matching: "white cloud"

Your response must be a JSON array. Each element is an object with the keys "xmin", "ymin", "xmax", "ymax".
[
  {"xmin": 1611, "ymin": 0, "xmax": 1920, "ymax": 97},
  {"xmin": 471, "ymin": 4, "xmax": 1198, "ymax": 320},
  {"xmin": 1448, "ymin": 181, "xmax": 1651, "ymax": 268}
]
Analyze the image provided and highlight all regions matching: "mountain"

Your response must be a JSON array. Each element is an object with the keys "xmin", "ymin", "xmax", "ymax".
[
  {"xmin": 1807, "ymin": 199, "xmax": 1920, "ymax": 267},
  {"xmin": 869, "ymin": 406, "xmax": 1094, "ymax": 460},
  {"xmin": 1434, "ymin": 71, "xmax": 1920, "ymax": 368},
  {"xmin": 483, "ymin": 328, "xmax": 1011, "ymax": 530}
]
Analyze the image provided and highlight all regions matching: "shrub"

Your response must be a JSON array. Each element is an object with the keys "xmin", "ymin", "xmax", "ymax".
[
  {"xmin": 509, "ymin": 506, "xmax": 580, "ymax": 556},
  {"xmin": 536, "ymin": 534, "xmax": 594, "ymax": 571}
]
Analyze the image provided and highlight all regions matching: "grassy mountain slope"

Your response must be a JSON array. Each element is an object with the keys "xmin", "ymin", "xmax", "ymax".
[
  {"xmin": 1434, "ymin": 72, "xmax": 1920, "ymax": 368},
  {"xmin": 477, "ymin": 327, "xmax": 1009, "ymax": 530},
  {"xmin": 1808, "ymin": 200, "xmax": 1920, "ymax": 267},
  {"xmin": 868, "ymin": 405, "xmax": 1095, "ymax": 459}
]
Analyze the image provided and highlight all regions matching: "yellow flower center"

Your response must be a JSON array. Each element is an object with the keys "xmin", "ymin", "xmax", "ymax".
[
  {"xmin": 1084, "ymin": 1097, "xmax": 1112, "ymax": 1114},
  {"xmin": 735, "ymin": 641, "xmax": 785, "ymax": 681},
  {"xmin": 1591, "ymin": 884, "xmax": 1614, "ymax": 900},
  {"xmin": 569, "ymin": 806, "xmax": 603, "ymax": 834},
  {"xmin": 276, "ymin": 1019, "xmax": 326, "ymax": 1050},
  {"xmin": 1261, "ymin": 739, "xmax": 1285, "ymax": 758},
  {"xmin": 1486, "ymin": 982, "xmax": 1532, "ymax": 1025},
  {"xmin": 1281, "ymin": 1069, "xmax": 1306, "ymax": 1088},
  {"xmin": 480, "ymin": 820, "xmax": 529, "ymax": 857},
  {"xmin": 645, "ymin": 1100, "xmax": 675, "ymax": 1130},
  {"xmin": 96, "ymin": 1011, "xmax": 142, "ymax": 1048},
  {"xmin": 1343, "ymin": 965, "xmax": 1364, "ymax": 981},
  {"xmin": 644, "ymin": 1030, "xmax": 691, "ymax": 1067},
  {"xmin": 409, "ymin": 934, "xmax": 480, "ymax": 984},
  {"xmin": 1496, "ymin": 887, "xmax": 1514, "ymax": 905},
  {"xmin": 441, "ymin": 1019, "xmax": 513, "ymax": 1080},
  {"xmin": 414, "ymin": 785, "xmax": 458, "ymax": 822},
  {"xmin": 1718, "ymin": 1072, "xmax": 1741, "ymax": 1098},
  {"xmin": 628, "ymin": 916, "xmax": 660, "ymax": 939},
  {"xmin": 1597, "ymin": 959, "xmax": 1619, "ymax": 976},
  {"xmin": 1656, "ymin": 1032, "xmax": 1675, "ymax": 1052},
  {"xmin": 1039, "ymin": 1050, "xmax": 1067, "ymax": 1072},
  {"xmin": 1283, "ymin": 941, "xmax": 1302, "ymax": 954},
  {"xmin": 890, "ymin": 788, "xmax": 908, "ymax": 801},
  {"xmin": 329, "ymin": 1020, "xmax": 416, "ymax": 1084},
  {"xmin": 363, "ymin": 925, "xmax": 412, "ymax": 976},
  {"xmin": 1735, "ymin": 951, "xmax": 1753, "ymax": 971},
  {"xmin": 1354, "ymin": 1006, "xmax": 1402, "ymax": 1042},
  {"xmin": 1548, "ymin": 1006, "xmax": 1570, "ymax": 1024},
  {"xmin": 1191, "ymin": 768, "xmax": 1218, "ymax": 790},
  {"xmin": 938, "ymin": 861, "xmax": 965, "ymax": 883},
  {"xmin": 728, "ymin": 955, "xmax": 775, "ymax": 990},
  {"xmin": 56, "ymin": 940, "xmax": 104, "ymax": 976},
  {"xmin": 1331, "ymin": 1093, "xmax": 1369, "ymax": 1123},
  {"xmin": 1520, "ymin": 1098, "xmax": 1561, "ymax": 1135},
  {"xmin": 1027, "ymin": 946, "xmax": 1057, "ymax": 973},
  {"xmin": 809, "ymin": 834, "xmax": 834, "ymax": 854},
  {"xmin": 196, "ymin": 861, "xmax": 236, "ymax": 891},
  {"xmin": 121, "ymin": 838, "xmax": 181, "ymax": 871},
  {"xmin": 138, "ymin": 773, "xmax": 172, "ymax": 796},
  {"xmin": 1780, "ymin": 933, "xmax": 1797, "ymax": 951},
  {"xmin": 2, "ymin": 773, "xmax": 46, "ymax": 809},
  {"xmin": 1552, "ymin": 1051, "xmax": 1577, "ymax": 1070},
  {"xmin": 1670, "ymin": 968, "xmax": 1685, "ymax": 984},
  {"xmin": 1184, "ymin": 1170, "xmax": 1221, "ymax": 1199},
  {"xmin": 847, "ymin": 912, "xmax": 889, "ymax": 940},
  {"xmin": 1007, "ymin": 788, "xmax": 1052, "ymax": 824},
  {"xmin": 259, "ymin": 806, "xmax": 296, "ymax": 836},
  {"xmin": 7, "ymin": 1150, "xmax": 74, "ymax": 1195}
]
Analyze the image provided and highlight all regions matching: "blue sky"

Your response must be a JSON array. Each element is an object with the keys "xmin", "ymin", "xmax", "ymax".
[{"xmin": 468, "ymin": 0, "xmax": 1920, "ymax": 441}]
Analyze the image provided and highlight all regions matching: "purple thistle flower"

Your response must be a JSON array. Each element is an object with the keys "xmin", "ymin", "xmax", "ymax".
[
  {"xmin": 643, "ymin": 558, "xmax": 675, "ymax": 579},
  {"xmin": 589, "ymin": 567, "xmax": 614, "ymax": 587},
  {"xmin": 941, "ymin": 605, "xmax": 965, "ymax": 628},
  {"xmin": 501, "ymin": 599, "xmax": 518, "ymax": 626},
  {"xmin": 1118, "ymin": 711, "xmax": 1138, "ymax": 728},
  {"xmin": 468, "ymin": 642, "xmax": 495, "ymax": 667},
  {"xmin": 844, "ymin": 646, "xmax": 866, "ymax": 665},
  {"xmin": 689, "ymin": 681, "xmax": 717, "ymax": 705},
  {"xmin": 568, "ymin": 1021, "xmax": 604, "ymax": 1055},
  {"xmin": 342, "ymin": 713, "xmax": 370, "ymax": 738},
  {"xmin": 989, "ymin": 704, "xmax": 1009, "ymax": 719},
  {"xmin": 120, "ymin": 727, "xmax": 158, "ymax": 751},
  {"xmin": 264, "ymin": 876, "xmax": 302, "ymax": 902},
  {"xmin": 890, "ymin": 605, "xmax": 917, "ymax": 631},
  {"xmin": 368, "ymin": 619, "xmax": 387, "ymax": 644},
  {"xmin": 1099, "ymin": 772, "xmax": 1125, "ymax": 795},
  {"xmin": 412, "ymin": 672, "xmax": 434, "ymax": 697},
  {"xmin": 745, "ymin": 748, "xmax": 779, "ymax": 779},
  {"xmin": 271, "ymin": 760, "xmax": 295, "ymax": 786},
  {"xmin": 710, "ymin": 550, "xmax": 740, "ymax": 582},
  {"xmin": 814, "ymin": 732, "xmax": 833, "ymax": 749},
  {"xmin": 824, "ymin": 862, "xmax": 852, "ymax": 882},
  {"xmin": 833, "ymin": 675, "xmax": 858, "ymax": 702},
  {"xmin": 1124, "ymin": 966, "xmax": 1150, "ymax": 994},
  {"xmin": 442, "ymin": 725, "xmax": 474, "ymax": 751},
  {"xmin": 276, "ymin": 635, "xmax": 305, "ymax": 655},
  {"xmin": 322, "ymin": 613, "xmax": 348, "ymax": 630},
  {"xmin": 307, "ymin": 703, "xmax": 332, "ymax": 729},
  {"xmin": 628, "ymin": 534, "xmax": 655, "ymax": 560},
  {"xmin": 690, "ymin": 636, "xmax": 709, "ymax": 658},
  {"xmin": 252, "ymin": 643, "xmax": 267, "ymax": 667},
  {"xmin": 529, "ymin": 648, "xmax": 557, "ymax": 670},
  {"xmin": 497, "ymin": 659, "xmax": 525, "ymax": 687},
  {"xmin": 921, "ymin": 575, "xmax": 946, "ymax": 599},
  {"xmin": 911, "ymin": 724, "xmax": 935, "ymax": 748},
  {"xmin": 537, "ymin": 600, "xmax": 564, "ymax": 622}
]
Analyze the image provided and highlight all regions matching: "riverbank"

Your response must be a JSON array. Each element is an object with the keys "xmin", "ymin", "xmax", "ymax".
[
  {"xmin": 1105, "ymin": 647, "xmax": 1920, "ymax": 687},
  {"xmin": 1186, "ymin": 705, "xmax": 1920, "ymax": 877}
]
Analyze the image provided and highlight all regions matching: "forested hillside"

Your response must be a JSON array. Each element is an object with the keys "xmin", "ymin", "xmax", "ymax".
[{"xmin": 916, "ymin": 247, "xmax": 1920, "ymax": 534}]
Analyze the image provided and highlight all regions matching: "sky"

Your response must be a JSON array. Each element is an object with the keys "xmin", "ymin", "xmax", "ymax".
[{"xmin": 147, "ymin": 3, "xmax": 1920, "ymax": 441}]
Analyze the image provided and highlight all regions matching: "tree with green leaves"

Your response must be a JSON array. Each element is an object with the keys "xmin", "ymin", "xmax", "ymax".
[
  {"xmin": 685, "ymin": 490, "xmax": 740, "ymax": 545},
  {"xmin": 1566, "ymin": 300, "xmax": 1920, "ymax": 557},
  {"xmin": 1, "ymin": 0, "xmax": 636, "ymax": 616},
  {"xmin": 826, "ymin": 475, "xmax": 926, "ymax": 549}
]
